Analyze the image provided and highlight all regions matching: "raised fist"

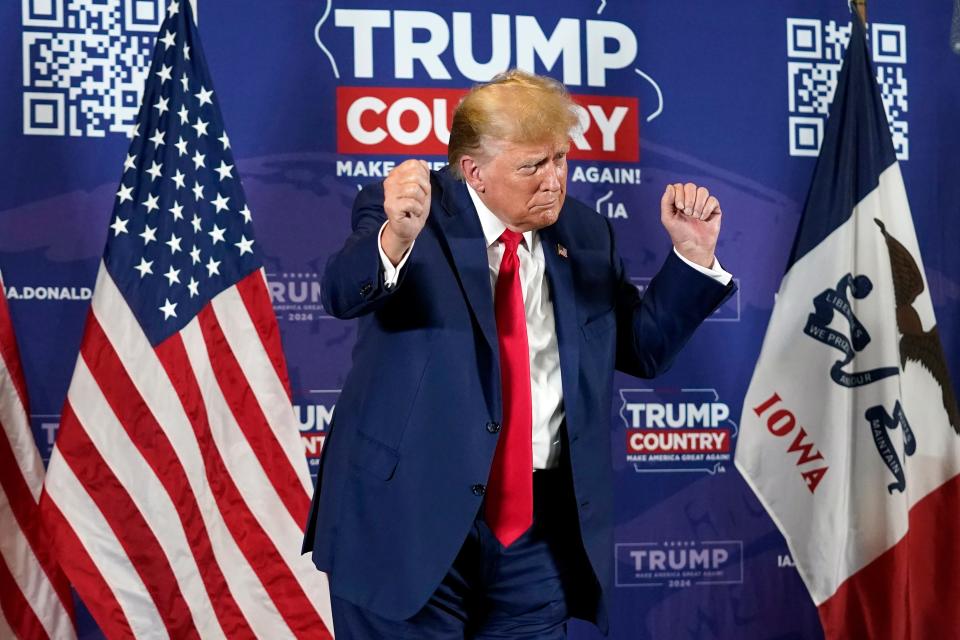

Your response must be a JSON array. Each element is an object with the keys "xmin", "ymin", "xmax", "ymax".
[
  {"xmin": 660, "ymin": 182, "xmax": 722, "ymax": 269},
  {"xmin": 382, "ymin": 159, "xmax": 431, "ymax": 264}
]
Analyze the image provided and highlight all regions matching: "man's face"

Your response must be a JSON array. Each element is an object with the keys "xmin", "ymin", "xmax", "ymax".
[{"xmin": 471, "ymin": 138, "xmax": 569, "ymax": 232}]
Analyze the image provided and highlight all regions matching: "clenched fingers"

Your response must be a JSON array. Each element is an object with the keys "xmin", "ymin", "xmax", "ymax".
[{"xmin": 700, "ymin": 195, "xmax": 721, "ymax": 221}]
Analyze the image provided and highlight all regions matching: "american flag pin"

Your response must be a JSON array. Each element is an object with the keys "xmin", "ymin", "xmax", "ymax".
[{"xmin": 557, "ymin": 244, "xmax": 568, "ymax": 259}]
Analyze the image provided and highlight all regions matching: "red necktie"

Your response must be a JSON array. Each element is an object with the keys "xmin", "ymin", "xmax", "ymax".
[{"xmin": 485, "ymin": 229, "xmax": 533, "ymax": 547}]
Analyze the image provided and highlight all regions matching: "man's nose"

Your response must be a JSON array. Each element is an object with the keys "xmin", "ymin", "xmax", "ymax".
[{"xmin": 541, "ymin": 164, "xmax": 562, "ymax": 192}]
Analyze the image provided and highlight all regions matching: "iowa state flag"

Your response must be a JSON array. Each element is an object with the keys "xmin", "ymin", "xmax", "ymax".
[{"xmin": 735, "ymin": 14, "xmax": 960, "ymax": 639}]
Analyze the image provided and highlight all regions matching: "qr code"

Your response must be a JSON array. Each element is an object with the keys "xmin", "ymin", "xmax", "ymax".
[
  {"xmin": 787, "ymin": 18, "xmax": 908, "ymax": 160},
  {"xmin": 22, "ymin": 0, "xmax": 196, "ymax": 137}
]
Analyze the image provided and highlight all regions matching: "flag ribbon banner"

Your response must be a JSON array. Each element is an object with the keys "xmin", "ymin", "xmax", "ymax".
[
  {"xmin": 38, "ymin": 2, "xmax": 333, "ymax": 637},
  {"xmin": 736, "ymin": 14, "xmax": 960, "ymax": 640},
  {"xmin": 0, "ymin": 270, "xmax": 76, "ymax": 640}
]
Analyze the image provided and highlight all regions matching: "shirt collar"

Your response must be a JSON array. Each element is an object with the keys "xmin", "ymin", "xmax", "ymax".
[{"xmin": 465, "ymin": 183, "xmax": 536, "ymax": 251}]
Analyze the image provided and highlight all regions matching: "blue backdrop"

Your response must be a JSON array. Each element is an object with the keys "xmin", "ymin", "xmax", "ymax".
[{"xmin": 3, "ymin": 1, "xmax": 958, "ymax": 638}]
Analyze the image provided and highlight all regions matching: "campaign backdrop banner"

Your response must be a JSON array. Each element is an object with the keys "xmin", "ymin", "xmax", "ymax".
[{"xmin": 2, "ymin": 1, "xmax": 958, "ymax": 638}]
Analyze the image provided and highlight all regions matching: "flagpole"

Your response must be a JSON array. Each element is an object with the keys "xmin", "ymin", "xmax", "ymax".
[{"xmin": 852, "ymin": 0, "xmax": 867, "ymax": 24}]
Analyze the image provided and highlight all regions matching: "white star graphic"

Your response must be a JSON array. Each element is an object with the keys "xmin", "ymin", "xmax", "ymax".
[
  {"xmin": 110, "ymin": 216, "xmax": 129, "ymax": 236},
  {"xmin": 235, "ymin": 235, "xmax": 254, "ymax": 256},
  {"xmin": 219, "ymin": 132, "xmax": 230, "ymax": 150},
  {"xmin": 156, "ymin": 64, "xmax": 172, "ymax": 84},
  {"xmin": 192, "ymin": 150, "xmax": 206, "ymax": 170},
  {"xmin": 180, "ymin": 72, "xmax": 190, "ymax": 93},
  {"xmin": 164, "ymin": 265, "xmax": 181, "ymax": 285},
  {"xmin": 206, "ymin": 257, "xmax": 221, "ymax": 277},
  {"xmin": 160, "ymin": 30, "xmax": 176, "ymax": 50},
  {"xmin": 183, "ymin": 43, "xmax": 191, "ymax": 61},
  {"xmin": 209, "ymin": 224, "xmax": 226, "ymax": 244},
  {"xmin": 146, "ymin": 160, "xmax": 163, "ymax": 181},
  {"xmin": 212, "ymin": 193, "xmax": 230, "ymax": 213},
  {"xmin": 178, "ymin": 104, "xmax": 190, "ymax": 125},
  {"xmin": 190, "ymin": 244, "xmax": 202, "ymax": 264},
  {"xmin": 159, "ymin": 298, "xmax": 178, "ymax": 319},
  {"xmin": 192, "ymin": 181, "xmax": 204, "ymax": 201},
  {"xmin": 154, "ymin": 96, "xmax": 170, "ymax": 115},
  {"xmin": 128, "ymin": 124, "xmax": 140, "ymax": 140},
  {"xmin": 215, "ymin": 161, "xmax": 233, "ymax": 181},
  {"xmin": 192, "ymin": 118, "xmax": 209, "ymax": 137},
  {"xmin": 134, "ymin": 258, "xmax": 153, "ymax": 278},
  {"xmin": 174, "ymin": 136, "xmax": 189, "ymax": 157},
  {"xmin": 140, "ymin": 224, "xmax": 158, "ymax": 244},
  {"xmin": 191, "ymin": 214, "xmax": 202, "ymax": 233},
  {"xmin": 166, "ymin": 233, "xmax": 183, "ymax": 254},
  {"xmin": 195, "ymin": 86, "xmax": 213, "ymax": 107},
  {"xmin": 123, "ymin": 153, "xmax": 136, "ymax": 172},
  {"xmin": 169, "ymin": 201, "xmax": 184, "ymax": 220},
  {"xmin": 116, "ymin": 184, "xmax": 134, "ymax": 204},
  {"xmin": 239, "ymin": 204, "xmax": 252, "ymax": 223},
  {"xmin": 149, "ymin": 129, "xmax": 165, "ymax": 147},
  {"xmin": 171, "ymin": 169, "xmax": 186, "ymax": 189},
  {"xmin": 167, "ymin": 1, "xmax": 180, "ymax": 17},
  {"xmin": 142, "ymin": 194, "xmax": 160, "ymax": 214},
  {"xmin": 187, "ymin": 277, "xmax": 199, "ymax": 298}
]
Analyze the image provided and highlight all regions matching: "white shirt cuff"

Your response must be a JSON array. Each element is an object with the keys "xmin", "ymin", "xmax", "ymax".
[
  {"xmin": 673, "ymin": 248, "xmax": 733, "ymax": 286},
  {"xmin": 378, "ymin": 221, "xmax": 414, "ymax": 287}
]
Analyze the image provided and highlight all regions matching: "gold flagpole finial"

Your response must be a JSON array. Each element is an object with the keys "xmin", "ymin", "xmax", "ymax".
[{"xmin": 852, "ymin": 0, "xmax": 867, "ymax": 25}]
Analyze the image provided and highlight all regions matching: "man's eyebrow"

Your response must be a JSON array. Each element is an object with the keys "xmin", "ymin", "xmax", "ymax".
[{"xmin": 518, "ymin": 155, "xmax": 547, "ymax": 167}]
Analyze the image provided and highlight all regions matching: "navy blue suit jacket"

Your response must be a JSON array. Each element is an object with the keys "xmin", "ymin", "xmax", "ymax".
[{"xmin": 302, "ymin": 167, "xmax": 734, "ymax": 629}]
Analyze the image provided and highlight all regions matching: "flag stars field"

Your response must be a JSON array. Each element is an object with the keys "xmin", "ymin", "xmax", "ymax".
[{"xmin": 98, "ymin": 0, "xmax": 265, "ymax": 335}]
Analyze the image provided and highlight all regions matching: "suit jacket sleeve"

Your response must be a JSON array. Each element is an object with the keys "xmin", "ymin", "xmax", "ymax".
[
  {"xmin": 321, "ymin": 180, "xmax": 409, "ymax": 319},
  {"xmin": 608, "ymin": 217, "xmax": 735, "ymax": 379}
]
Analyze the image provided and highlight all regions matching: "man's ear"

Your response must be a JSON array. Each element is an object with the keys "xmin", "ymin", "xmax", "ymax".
[{"xmin": 460, "ymin": 156, "xmax": 485, "ymax": 193}]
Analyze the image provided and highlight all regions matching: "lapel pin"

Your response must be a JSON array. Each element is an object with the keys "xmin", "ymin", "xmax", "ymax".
[{"xmin": 557, "ymin": 244, "xmax": 568, "ymax": 259}]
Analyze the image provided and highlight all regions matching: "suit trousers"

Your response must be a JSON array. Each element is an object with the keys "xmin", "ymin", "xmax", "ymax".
[{"xmin": 331, "ymin": 465, "xmax": 599, "ymax": 639}]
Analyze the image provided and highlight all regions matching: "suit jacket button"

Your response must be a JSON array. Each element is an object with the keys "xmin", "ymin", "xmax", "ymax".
[
  {"xmin": 486, "ymin": 421, "xmax": 501, "ymax": 433},
  {"xmin": 360, "ymin": 282, "xmax": 373, "ymax": 296},
  {"xmin": 471, "ymin": 483, "xmax": 486, "ymax": 496}
]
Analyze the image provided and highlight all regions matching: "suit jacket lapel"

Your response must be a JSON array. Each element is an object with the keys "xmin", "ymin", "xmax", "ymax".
[
  {"xmin": 434, "ymin": 171, "xmax": 582, "ymax": 427},
  {"xmin": 539, "ymin": 218, "xmax": 581, "ymax": 431},
  {"xmin": 435, "ymin": 173, "xmax": 499, "ymax": 352}
]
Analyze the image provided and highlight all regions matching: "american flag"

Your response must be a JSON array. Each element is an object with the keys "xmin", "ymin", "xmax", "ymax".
[
  {"xmin": 38, "ymin": 2, "xmax": 334, "ymax": 637},
  {"xmin": 0, "ymin": 271, "xmax": 76, "ymax": 639}
]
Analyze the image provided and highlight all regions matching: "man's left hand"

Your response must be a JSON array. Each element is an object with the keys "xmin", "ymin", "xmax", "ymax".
[{"xmin": 660, "ymin": 183, "xmax": 722, "ymax": 269}]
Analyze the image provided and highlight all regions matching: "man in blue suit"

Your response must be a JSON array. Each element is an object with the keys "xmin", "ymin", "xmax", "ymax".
[{"xmin": 303, "ymin": 70, "xmax": 734, "ymax": 638}]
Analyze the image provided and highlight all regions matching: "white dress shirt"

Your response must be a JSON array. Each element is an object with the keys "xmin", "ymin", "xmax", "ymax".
[{"xmin": 378, "ymin": 185, "xmax": 732, "ymax": 469}]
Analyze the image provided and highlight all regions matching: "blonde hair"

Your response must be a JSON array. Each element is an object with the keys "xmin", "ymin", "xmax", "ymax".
[{"xmin": 448, "ymin": 69, "xmax": 579, "ymax": 179}]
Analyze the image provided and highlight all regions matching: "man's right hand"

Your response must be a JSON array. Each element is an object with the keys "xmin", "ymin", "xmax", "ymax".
[{"xmin": 382, "ymin": 159, "xmax": 431, "ymax": 265}]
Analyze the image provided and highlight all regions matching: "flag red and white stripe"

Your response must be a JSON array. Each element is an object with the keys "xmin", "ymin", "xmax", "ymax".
[
  {"xmin": 0, "ymin": 271, "xmax": 76, "ymax": 639},
  {"xmin": 40, "ymin": 266, "xmax": 334, "ymax": 639}
]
